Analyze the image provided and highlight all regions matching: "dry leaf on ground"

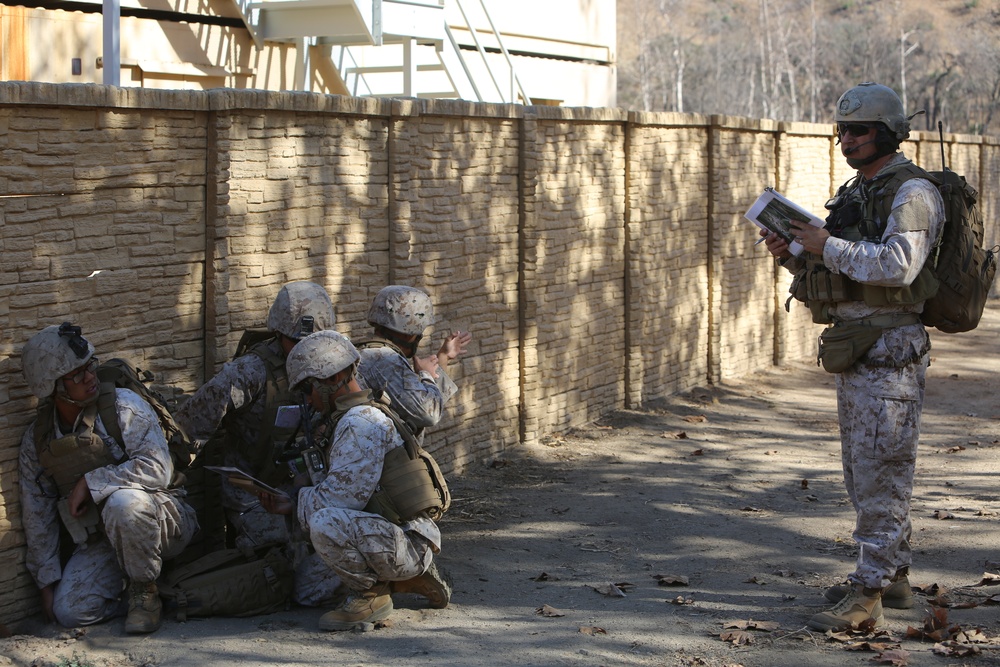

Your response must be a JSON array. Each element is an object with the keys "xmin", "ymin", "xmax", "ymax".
[
  {"xmin": 535, "ymin": 605, "xmax": 565, "ymax": 617},
  {"xmin": 654, "ymin": 574, "xmax": 689, "ymax": 586},
  {"xmin": 871, "ymin": 648, "xmax": 910, "ymax": 665},
  {"xmin": 683, "ymin": 414, "xmax": 708, "ymax": 423},
  {"xmin": 932, "ymin": 641, "xmax": 982, "ymax": 657},
  {"xmin": 933, "ymin": 509, "xmax": 955, "ymax": 520},
  {"xmin": 719, "ymin": 630, "xmax": 754, "ymax": 645},
  {"xmin": 579, "ymin": 626, "xmax": 607, "ymax": 636},
  {"xmin": 724, "ymin": 620, "xmax": 779, "ymax": 632},
  {"xmin": 591, "ymin": 583, "xmax": 627, "ymax": 597}
]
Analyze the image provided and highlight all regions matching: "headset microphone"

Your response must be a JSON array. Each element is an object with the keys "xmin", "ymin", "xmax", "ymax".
[{"xmin": 843, "ymin": 139, "xmax": 876, "ymax": 155}]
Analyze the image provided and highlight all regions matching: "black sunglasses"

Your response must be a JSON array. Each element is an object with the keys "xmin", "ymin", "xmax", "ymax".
[{"xmin": 837, "ymin": 122, "xmax": 874, "ymax": 137}]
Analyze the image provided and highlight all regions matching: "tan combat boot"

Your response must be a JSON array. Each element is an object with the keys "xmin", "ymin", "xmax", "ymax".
[
  {"xmin": 318, "ymin": 582, "xmax": 393, "ymax": 631},
  {"xmin": 391, "ymin": 562, "xmax": 452, "ymax": 609},
  {"xmin": 824, "ymin": 571, "xmax": 914, "ymax": 609},
  {"xmin": 124, "ymin": 580, "xmax": 162, "ymax": 634},
  {"xmin": 808, "ymin": 583, "xmax": 886, "ymax": 632}
]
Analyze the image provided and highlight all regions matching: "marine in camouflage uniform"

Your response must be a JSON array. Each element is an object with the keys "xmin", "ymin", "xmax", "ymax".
[
  {"xmin": 762, "ymin": 83, "xmax": 945, "ymax": 632},
  {"xmin": 18, "ymin": 323, "xmax": 198, "ymax": 634},
  {"xmin": 173, "ymin": 281, "xmax": 341, "ymax": 606},
  {"xmin": 261, "ymin": 330, "xmax": 450, "ymax": 631},
  {"xmin": 356, "ymin": 285, "xmax": 471, "ymax": 440}
]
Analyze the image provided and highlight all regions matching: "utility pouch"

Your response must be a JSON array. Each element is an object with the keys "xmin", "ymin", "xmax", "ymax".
[
  {"xmin": 56, "ymin": 498, "xmax": 101, "ymax": 545},
  {"xmin": 817, "ymin": 324, "xmax": 884, "ymax": 373}
]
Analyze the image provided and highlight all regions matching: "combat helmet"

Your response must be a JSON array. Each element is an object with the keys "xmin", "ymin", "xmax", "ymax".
[
  {"xmin": 286, "ymin": 330, "xmax": 361, "ymax": 390},
  {"xmin": 835, "ymin": 82, "xmax": 911, "ymax": 140},
  {"xmin": 267, "ymin": 281, "xmax": 336, "ymax": 340},
  {"xmin": 367, "ymin": 286, "xmax": 434, "ymax": 336},
  {"xmin": 22, "ymin": 322, "xmax": 96, "ymax": 399}
]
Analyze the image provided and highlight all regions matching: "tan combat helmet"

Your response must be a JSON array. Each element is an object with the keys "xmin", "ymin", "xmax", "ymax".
[
  {"xmin": 835, "ymin": 82, "xmax": 911, "ymax": 140},
  {"xmin": 286, "ymin": 330, "xmax": 361, "ymax": 390},
  {"xmin": 267, "ymin": 281, "xmax": 336, "ymax": 341},
  {"xmin": 367, "ymin": 285, "xmax": 434, "ymax": 336},
  {"xmin": 22, "ymin": 322, "xmax": 96, "ymax": 398}
]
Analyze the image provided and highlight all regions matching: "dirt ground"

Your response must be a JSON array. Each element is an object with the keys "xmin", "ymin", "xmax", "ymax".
[{"xmin": 3, "ymin": 306, "xmax": 1000, "ymax": 667}]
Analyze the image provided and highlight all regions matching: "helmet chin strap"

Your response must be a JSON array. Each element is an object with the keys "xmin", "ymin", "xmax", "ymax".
[
  {"xmin": 55, "ymin": 382, "xmax": 99, "ymax": 408},
  {"xmin": 846, "ymin": 142, "xmax": 895, "ymax": 170},
  {"xmin": 315, "ymin": 366, "xmax": 356, "ymax": 415}
]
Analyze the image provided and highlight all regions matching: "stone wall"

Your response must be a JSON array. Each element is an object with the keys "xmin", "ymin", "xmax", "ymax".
[{"xmin": 0, "ymin": 82, "xmax": 997, "ymax": 626}]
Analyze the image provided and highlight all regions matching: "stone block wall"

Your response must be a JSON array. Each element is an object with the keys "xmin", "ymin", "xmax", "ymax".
[{"xmin": 0, "ymin": 82, "xmax": 997, "ymax": 626}]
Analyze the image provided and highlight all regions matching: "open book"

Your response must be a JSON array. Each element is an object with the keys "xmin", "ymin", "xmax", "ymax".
[
  {"xmin": 744, "ymin": 187, "xmax": 826, "ymax": 257},
  {"xmin": 205, "ymin": 465, "xmax": 284, "ymax": 497}
]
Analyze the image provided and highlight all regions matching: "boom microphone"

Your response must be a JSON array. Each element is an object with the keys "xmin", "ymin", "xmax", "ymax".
[{"xmin": 843, "ymin": 139, "xmax": 876, "ymax": 155}]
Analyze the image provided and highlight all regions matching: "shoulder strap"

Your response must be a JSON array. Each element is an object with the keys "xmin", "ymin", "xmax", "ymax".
[
  {"xmin": 871, "ymin": 162, "xmax": 931, "ymax": 232},
  {"xmin": 355, "ymin": 337, "xmax": 407, "ymax": 359},
  {"xmin": 33, "ymin": 399, "xmax": 56, "ymax": 454},
  {"xmin": 97, "ymin": 382, "xmax": 123, "ymax": 447}
]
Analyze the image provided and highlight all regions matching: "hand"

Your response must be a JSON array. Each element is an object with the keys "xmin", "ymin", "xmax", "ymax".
[
  {"xmin": 68, "ymin": 477, "xmax": 93, "ymax": 518},
  {"xmin": 437, "ymin": 330, "xmax": 472, "ymax": 369},
  {"xmin": 259, "ymin": 490, "xmax": 295, "ymax": 516},
  {"xmin": 788, "ymin": 220, "xmax": 830, "ymax": 256},
  {"xmin": 760, "ymin": 229, "xmax": 792, "ymax": 260},
  {"xmin": 414, "ymin": 354, "xmax": 440, "ymax": 379},
  {"xmin": 40, "ymin": 584, "xmax": 56, "ymax": 623}
]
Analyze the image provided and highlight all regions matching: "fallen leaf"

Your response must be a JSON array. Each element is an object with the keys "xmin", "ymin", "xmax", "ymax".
[
  {"xmin": 579, "ymin": 626, "xmax": 607, "ymax": 636},
  {"xmin": 932, "ymin": 641, "xmax": 981, "ymax": 657},
  {"xmin": 691, "ymin": 449, "xmax": 704, "ymax": 456},
  {"xmin": 663, "ymin": 431, "xmax": 689, "ymax": 439},
  {"xmin": 719, "ymin": 630, "xmax": 754, "ymax": 645},
  {"xmin": 773, "ymin": 569, "xmax": 793, "ymax": 578},
  {"xmin": 976, "ymin": 572, "xmax": 1000, "ymax": 586},
  {"xmin": 531, "ymin": 572, "xmax": 559, "ymax": 582},
  {"xmin": 536, "ymin": 604, "xmax": 565, "ymax": 617},
  {"xmin": 804, "ymin": 494, "xmax": 818, "ymax": 502},
  {"xmin": 591, "ymin": 583, "xmax": 627, "ymax": 597},
  {"xmin": 933, "ymin": 509, "xmax": 955, "ymax": 520},
  {"xmin": 844, "ymin": 641, "xmax": 899, "ymax": 652},
  {"xmin": 741, "ymin": 506, "xmax": 761, "ymax": 512},
  {"xmin": 743, "ymin": 576, "xmax": 766, "ymax": 585},
  {"xmin": 871, "ymin": 647, "xmax": 910, "ymax": 665},
  {"xmin": 946, "ymin": 445, "xmax": 966, "ymax": 453},
  {"xmin": 968, "ymin": 440, "xmax": 981, "ymax": 446},
  {"xmin": 669, "ymin": 596, "xmax": 695, "ymax": 605},
  {"xmin": 724, "ymin": 619, "xmax": 779, "ymax": 632},
  {"xmin": 800, "ymin": 479, "xmax": 809, "ymax": 489},
  {"xmin": 654, "ymin": 574, "xmax": 689, "ymax": 586},
  {"xmin": 683, "ymin": 414, "xmax": 708, "ymax": 423}
]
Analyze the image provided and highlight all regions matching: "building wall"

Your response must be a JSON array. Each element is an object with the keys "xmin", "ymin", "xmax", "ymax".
[{"xmin": 0, "ymin": 82, "xmax": 997, "ymax": 625}]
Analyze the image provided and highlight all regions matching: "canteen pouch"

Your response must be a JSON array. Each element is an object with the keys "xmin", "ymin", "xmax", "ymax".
[{"xmin": 817, "ymin": 324, "xmax": 884, "ymax": 373}]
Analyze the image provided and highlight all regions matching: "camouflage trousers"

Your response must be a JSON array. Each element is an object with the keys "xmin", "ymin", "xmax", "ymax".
[
  {"xmin": 307, "ymin": 508, "xmax": 434, "ymax": 592},
  {"xmin": 226, "ymin": 504, "xmax": 342, "ymax": 607},
  {"xmin": 53, "ymin": 488, "xmax": 198, "ymax": 628},
  {"xmin": 836, "ymin": 327, "xmax": 928, "ymax": 590}
]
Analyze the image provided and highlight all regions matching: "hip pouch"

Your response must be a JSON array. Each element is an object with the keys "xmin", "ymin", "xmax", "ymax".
[
  {"xmin": 158, "ymin": 543, "xmax": 293, "ymax": 620},
  {"xmin": 817, "ymin": 324, "xmax": 884, "ymax": 373}
]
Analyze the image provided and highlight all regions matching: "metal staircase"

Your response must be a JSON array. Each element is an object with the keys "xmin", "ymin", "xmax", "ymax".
[{"xmin": 234, "ymin": 0, "xmax": 530, "ymax": 104}]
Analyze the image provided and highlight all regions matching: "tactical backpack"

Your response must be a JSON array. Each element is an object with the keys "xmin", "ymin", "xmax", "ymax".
[
  {"xmin": 873, "ymin": 165, "xmax": 997, "ymax": 333},
  {"xmin": 158, "ymin": 542, "xmax": 294, "ymax": 620}
]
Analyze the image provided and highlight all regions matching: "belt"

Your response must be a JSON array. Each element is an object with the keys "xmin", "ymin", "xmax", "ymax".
[{"xmin": 833, "ymin": 313, "xmax": 921, "ymax": 328}]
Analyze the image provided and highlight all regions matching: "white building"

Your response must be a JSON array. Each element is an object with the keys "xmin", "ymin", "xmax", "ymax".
[{"xmin": 0, "ymin": 0, "xmax": 616, "ymax": 106}]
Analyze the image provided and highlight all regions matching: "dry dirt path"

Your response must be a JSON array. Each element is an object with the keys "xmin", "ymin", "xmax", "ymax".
[{"xmin": 3, "ymin": 306, "xmax": 1000, "ymax": 667}]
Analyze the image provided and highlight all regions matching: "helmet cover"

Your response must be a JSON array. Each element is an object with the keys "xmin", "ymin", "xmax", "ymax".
[
  {"xmin": 366, "ymin": 285, "xmax": 434, "ymax": 336},
  {"xmin": 22, "ymin": 322, "xmax": 96, "ymax": 398},
  {"xmin": 267, "ymin": 281, "xmax": 336, "ymax": 340},
  {"xmin": 286, "ymin": 330, "xmax": 360, "ymax": 390}
]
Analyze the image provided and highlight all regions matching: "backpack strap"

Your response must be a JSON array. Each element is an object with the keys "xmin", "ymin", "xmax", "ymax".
[{"xmin": 355, "ymin": 337, "xmax": 408, "ymax": 359}]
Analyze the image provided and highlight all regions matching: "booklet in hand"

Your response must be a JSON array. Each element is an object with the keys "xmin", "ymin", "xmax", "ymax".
[
  {"xmin": 204, "ymin": 465, "xmax": 284, "ymax": 497},
  {"xmin": 745, "ymin": 187, "xmax": 826, "ymax": 257}
]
